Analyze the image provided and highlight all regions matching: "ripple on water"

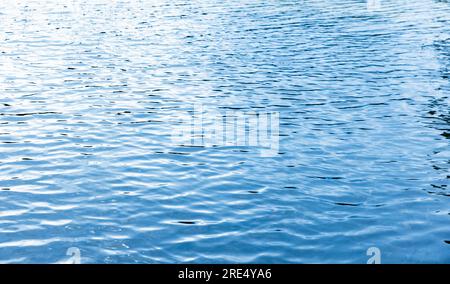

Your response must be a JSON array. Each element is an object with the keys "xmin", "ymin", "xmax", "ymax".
[{"xmin": 0, "ymin": 0, "xmax": 450, "ymax": 263}]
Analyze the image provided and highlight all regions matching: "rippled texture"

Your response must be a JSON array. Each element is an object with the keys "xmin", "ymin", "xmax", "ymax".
[{"xmin": 0, "ymin": 0, "xmax": 449, "ymax": 263}]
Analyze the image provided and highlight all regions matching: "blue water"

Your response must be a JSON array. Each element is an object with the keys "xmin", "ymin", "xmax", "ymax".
[{"xmin": 0, "ymin": 0, "xmax": 449, "ymax": 263}]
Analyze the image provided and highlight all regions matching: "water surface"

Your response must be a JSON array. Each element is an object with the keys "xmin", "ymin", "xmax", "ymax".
[{"xmin": 0, "ymin": 0, "xmax": 449, "ymax": 263}]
